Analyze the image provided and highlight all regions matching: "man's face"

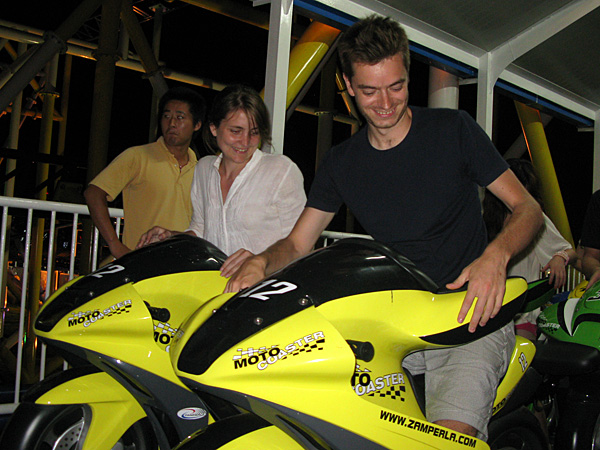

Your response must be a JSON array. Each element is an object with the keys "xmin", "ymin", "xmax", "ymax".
[
  {"xmin": 344, "ymin": 53, "xmax": 410, "ymax": 133},
  {"xmin": 160, "ymin": 100, "xmax": 201, "ymax": 149}
]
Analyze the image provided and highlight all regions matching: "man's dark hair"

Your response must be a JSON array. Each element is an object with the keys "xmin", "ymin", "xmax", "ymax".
[
  {"xmin": 159, "ymin": 86, "xmax": 206, "ymax": 126},
  {"xmin": 338, "ymin": 15, "xmax": 411, "ymax": 80}
]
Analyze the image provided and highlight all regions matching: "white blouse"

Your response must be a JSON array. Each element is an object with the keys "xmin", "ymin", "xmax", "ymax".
[{"xmin": 186, "ymin": 150, "xmax": 306, "ymax": 256}]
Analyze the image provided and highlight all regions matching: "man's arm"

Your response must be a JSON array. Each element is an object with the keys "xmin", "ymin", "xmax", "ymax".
[
  {"xmin": 84, "ymin": 184, "xmax": 130, "ymax": 259},
  {"xmin": 447, "ymin": 169, "xmax": 543, "ymax": 332},
  {"xmin": 582, "ymin": 247, "xmax": 600, "ymax": 287},
  {"xmin": 224, "ymin": 207, "xmax": 335, "ymax": 292}
]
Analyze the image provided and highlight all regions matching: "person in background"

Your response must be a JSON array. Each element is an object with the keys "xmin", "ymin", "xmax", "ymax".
[
  {"xmin": 579, "ymin": 189, "xmax": 600, "ymax": 288},
  {"xmin": 85, "ymin": 86, "xmax": 206, "ymax": 259},
  {"xmin": 483, "ymin": 158, "xmax": 578, "ymax": 340},
  {"xmin": 137, "ymin": 84, "xmax": 306, "ymax": 274},
  {"xmin": 224, "ymin": 15, "xmax": 542, "ymax": 441}
]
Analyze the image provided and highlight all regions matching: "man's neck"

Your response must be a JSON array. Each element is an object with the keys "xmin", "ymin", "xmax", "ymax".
[
  {"xmin": 368, "ymin": 107, "xmax": 413, "ymax": 150},
  {"xmin": 164, "ymin": 140, "xmax": 191, "ymax": 166}
]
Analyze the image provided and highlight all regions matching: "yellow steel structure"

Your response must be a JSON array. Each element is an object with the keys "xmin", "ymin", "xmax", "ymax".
[
  {"xmin": 285, "ymin": 21, "xmax": 340, "ymax": 108},
  {"xmin": 514, "ymin": 101, "xmax": 574, "ymax": 247}
]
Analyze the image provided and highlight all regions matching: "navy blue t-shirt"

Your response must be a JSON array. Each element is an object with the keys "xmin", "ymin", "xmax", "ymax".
[{"xmin": 307, "ymin": 107, "xmax": 508, "ymax": 285}]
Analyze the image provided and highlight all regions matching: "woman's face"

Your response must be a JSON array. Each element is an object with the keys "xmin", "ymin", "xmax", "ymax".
[{"xmin": 211, "ymin": 108, "xmax": 260, "ymax": 166}]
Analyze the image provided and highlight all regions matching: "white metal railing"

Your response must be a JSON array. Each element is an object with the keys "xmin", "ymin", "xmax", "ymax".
[
  {"xmin": 0, "ymin": 195, "xmax": 586, "ymax": 417},
  {"xmin": 0, "ymin": 195, "xmax": 123, "ymax": 415}
]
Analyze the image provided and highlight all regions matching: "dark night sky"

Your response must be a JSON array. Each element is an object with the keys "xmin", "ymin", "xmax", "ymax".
[{"xmin": 0, "ymin": 0, "xmax": 595, "ymax": 241}]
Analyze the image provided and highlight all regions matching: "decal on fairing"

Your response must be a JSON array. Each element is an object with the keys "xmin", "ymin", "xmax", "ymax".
[
  {"xmin": 562, "ymin": 297, "xmax": 580, "ymax": 336},
  {"xmin": 238, "ymin": 279, "xmax": 298, "ymax": 301},
  {"xmin": 67, "ymin": 299, "xmax": 132, "ymax": 328},
  {"xmin": 176, "ymin": 407, "xmax": 207, "ymax": 420},
  {"xmin": 352, "ymin": 365, "xmax": 405, "ymax": 399},
  {"xmin": 518, "ymin": 352, "xmax": 528, "ymax": 372},
  {"xmin": 492, "ymin": 398, "xmax": 507, "ymax": 414},
  {"xmin": 379, "ymin": 410, "xmax": 477, "ymax": 448},
  {"xmin": 88, "ymin": 264, "xmax": 126, "ymax": 279},
  {"xmin": 537, "ymin": 318, "xmax": 560, "ymax": 333},
  {"xmin": 232, "ymin": 332, "xmax": 325, "ymax": 370},
  {"xmin": 587, "ymin": 293, "xmax": 600, "ymax": 302},
  {"xmin": 153, "ymin": 321, "xmax": 178, "ymax": 352}
]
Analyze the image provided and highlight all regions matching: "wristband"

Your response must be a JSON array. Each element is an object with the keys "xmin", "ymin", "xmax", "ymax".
[{"xmin": 554, "ymin": 250, "xmax": 569, "ymax": 265}]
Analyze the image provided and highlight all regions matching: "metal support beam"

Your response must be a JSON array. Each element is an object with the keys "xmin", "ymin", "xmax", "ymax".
[
  {"xmin": 0, "ymin": 0, "xmax": 104, "ymax": 112},
  {"xmin": 428, "ymin": 66, "xmax": 458, "ymax": 109},
  {"xmin": 149, "ymin": 4, "xmax": 165, "ymax": 142},
  {"xmin": 487, "ymin": 0, "xmax": 600, "ymax": 87},
  {"xmin": 86, "ymin": 0, "xmax": 123, "ymax": 183},
  {"xmin": 515, "ymin": 101, "xmax": 574, "ymax": 246},
  {"xmin": 315, "ymin": 55, "xmax": 336, "ymax": 168},
  {"xmin": 262, "ymin": 0, "xmax": 293, "ymax": 154},
  {"xmin": 120, "ymin": 0, "xmax": 169, "ymax": 98},
  {"xmin": 476, "ymin": 53, "xmax": 494, "ymax": 136},
  {"xmin": 476, "ymin": 0, "xmax": 599, "ymax": 136}
]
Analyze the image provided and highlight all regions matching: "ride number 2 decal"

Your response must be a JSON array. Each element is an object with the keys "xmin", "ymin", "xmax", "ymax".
[
  {"xmin": 239, "ymin": 279, "xmax": 297, "ymax": 301},
  {"xmin": 518, "ymin": 352, "xmax": 528, "ymax": 372},
  {"xmin": 89, "ymin": 264, "xmax": 125, "ymax": 279}
]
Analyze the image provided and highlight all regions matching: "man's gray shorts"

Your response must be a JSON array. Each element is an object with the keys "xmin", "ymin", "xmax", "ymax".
[{"xmin": 402, "ymin": 322, "xmax": 515, "ymax": 441}]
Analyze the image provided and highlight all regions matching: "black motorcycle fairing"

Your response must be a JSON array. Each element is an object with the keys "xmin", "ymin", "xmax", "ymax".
[
  {"xmin": 36, "ymin": 235, "xmax": 227, "ymax": 332},
  {"xmin": 178, "ymin": 238, "xmax": 439, "ymax": 376},
  {"xmin": 533, "ymin": 338, "xmax": 600, "ymax": 376},
  {"xmin": 180, "ymin": 379, "xmax": 389, "ymax": 450}
]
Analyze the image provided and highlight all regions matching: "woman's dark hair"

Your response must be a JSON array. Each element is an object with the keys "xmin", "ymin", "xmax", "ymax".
[
  {"xmin": 483, "ymin": 158, "xmax": 543, "ymax": 241},
  {"xmin": 202, "ymin": 84, "xmax": 272, "ymax": 155}
]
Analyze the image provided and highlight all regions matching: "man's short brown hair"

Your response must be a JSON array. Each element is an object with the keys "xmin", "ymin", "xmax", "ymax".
[{"xmin": 338, "ymin": 15, "xmax": 411, "ymax": 80}]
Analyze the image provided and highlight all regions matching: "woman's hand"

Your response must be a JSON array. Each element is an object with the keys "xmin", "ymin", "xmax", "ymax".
[{"xmin": 542, "ymin": 255, "xmax": 568, "ymax": 289}]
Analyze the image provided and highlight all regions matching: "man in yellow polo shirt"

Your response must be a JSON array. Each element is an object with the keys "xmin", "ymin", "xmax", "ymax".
[{"xmin": 84, "ymin": 86, "xmax": 206, "ymax": 259}]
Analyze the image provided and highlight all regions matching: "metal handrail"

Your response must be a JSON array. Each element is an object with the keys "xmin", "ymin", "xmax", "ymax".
[{"xmin": 0, "ymin": 195, "xmax": 123, "ymax": 414}]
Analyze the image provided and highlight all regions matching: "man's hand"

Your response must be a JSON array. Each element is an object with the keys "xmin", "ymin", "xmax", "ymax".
[
  {"xmin": 109, "ymin": 240, "xmax": 131, "ymax": 259},
  {"xmin": 446, "ymin": 249, "xmax": 508, "ymax": 333},
  {"xmin": 224, "ymin": 255, "xmax": 267, "ymax": 293},
  {"xmin": 220, "ymin": 248, "xmax": 254, "ymax": 278},
  {"xmin": 136, "ymin": 226, "xmax": 174, "ymax": 248},
  {"xmin": 586, "ymin": 268, "xmax": 600, "ymax": 291}
]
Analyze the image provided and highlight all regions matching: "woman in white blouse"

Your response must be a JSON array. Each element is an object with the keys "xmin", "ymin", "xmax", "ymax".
[{"xmin": 137, "ymin": 85, "xmax": 306, "ymax": 273}]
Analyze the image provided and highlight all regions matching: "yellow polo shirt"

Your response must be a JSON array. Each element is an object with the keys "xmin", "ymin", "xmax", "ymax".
[{"xmin": 89, "ymin": 137, "xmax": 198, "ymax": 249}]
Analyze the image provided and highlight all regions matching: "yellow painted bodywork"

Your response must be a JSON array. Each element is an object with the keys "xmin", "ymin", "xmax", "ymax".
[
  {"xmin": 37, "ymin": 372, "xmax": 147, "ymax": 450},
  {"xmin": 173, "ymin": 277, "xmax": 529, "ymax": 449}
]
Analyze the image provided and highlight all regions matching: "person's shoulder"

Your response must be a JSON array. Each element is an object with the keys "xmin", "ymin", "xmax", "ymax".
[
  {"xmin": 330, "ymin": 126, "xmax": 368, "ymax": 152},
  {"xmin": 127, "ymin": 139, "xmax": 161, "ymax": 152},
  {"xmin": 259, "ymin": 151, "xmax": 297, "ymax": 167},
  {"xmin": 413, "ymin": 106, "xmax": 468, "ymax": 123},
  {"xmin": 254, "ymin": 152, "xmax": 302, "ymax": 179}
]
